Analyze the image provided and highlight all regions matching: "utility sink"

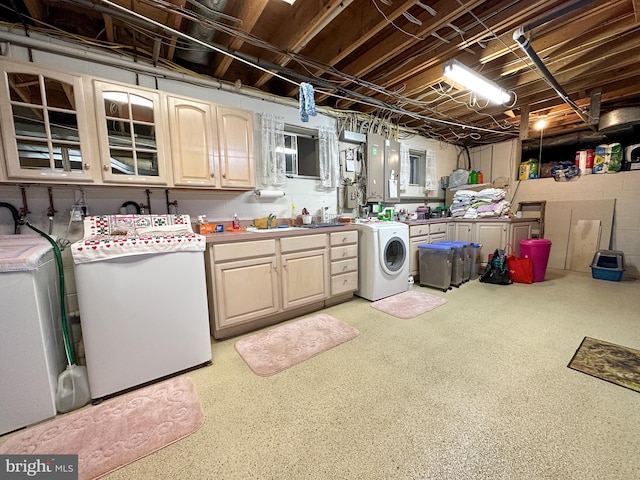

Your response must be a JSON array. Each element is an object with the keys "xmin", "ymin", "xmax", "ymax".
[{"xmin": 245, "ymin": 226, "xmax": 305, "ymax": 233}]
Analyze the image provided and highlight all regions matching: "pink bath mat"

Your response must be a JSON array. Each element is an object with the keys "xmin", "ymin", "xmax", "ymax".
[{"xmin": 370, "ymin": 290, "xmax": 447, "ymax": 319}]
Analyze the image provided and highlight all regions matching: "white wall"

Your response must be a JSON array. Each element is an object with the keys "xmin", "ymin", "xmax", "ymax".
[{"xmin": 471, "ymin": 139, "xmax": 640, "ymax": 278}]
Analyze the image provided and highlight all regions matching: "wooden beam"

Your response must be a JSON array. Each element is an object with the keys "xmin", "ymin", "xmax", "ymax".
[
  {"xmin": 22, "ymin": 0, "xmax": 45, "ymax": 21},
  {"xmin": 253, "ymin": 0, "xmax": 354, "ymax": 89},
  {"xmin": 165, "ymin": 0, "xmax": 187, "ymax": 61},
  {"xmin": 214, "ymin": 0, "xmax": 269, "ymax": 79},
  {"xmin": 519, "ymin": 104, "xmax": 530, "ymax": 140},
  {"xmin": 102, "ymin": 13, "xmax": 115, "ymax": 43}
]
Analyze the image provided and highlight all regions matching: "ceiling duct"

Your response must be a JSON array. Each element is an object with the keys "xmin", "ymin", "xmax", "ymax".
[
  {"xmin": 176, "ymin": 0, "xmax": 227, "ymax": 65},
  {"xmin": 522, "ymin": 131, "xmax": 607, "ymax": 152},
  {"xmin": 598, "ymin": 107, "xmax": 640, "ymax": 133}
]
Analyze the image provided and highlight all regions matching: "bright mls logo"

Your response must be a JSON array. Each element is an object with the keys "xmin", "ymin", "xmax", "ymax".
[{"xmin": 1, "ymin": 455, "xmax": 78, "ymax": 479}]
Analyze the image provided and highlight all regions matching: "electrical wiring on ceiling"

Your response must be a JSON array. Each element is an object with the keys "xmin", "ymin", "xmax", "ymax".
[{"xmin": 0, "ymin": 0, "xmax": 522, "ymax": 143}]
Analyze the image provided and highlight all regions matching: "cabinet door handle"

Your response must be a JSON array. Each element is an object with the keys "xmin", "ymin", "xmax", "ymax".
[
  {"xmin": 83, "ymin": 163, "xmax": 90, "ymax": 170},
  {"xmin": 222, "ymin": 173, "xmax": 227, "ymax": 178},
  {"xmin": 103, "ymin": 164, "xmax": 109, "ymax": 171}
]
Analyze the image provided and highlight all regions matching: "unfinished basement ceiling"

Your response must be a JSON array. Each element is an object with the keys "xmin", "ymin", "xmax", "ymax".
[{"xmin": 1, "ymin": 0, "xmax": 640, "ymax": 146}]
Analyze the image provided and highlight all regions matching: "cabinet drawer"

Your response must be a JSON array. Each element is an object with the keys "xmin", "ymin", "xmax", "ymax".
[
  {"xmin": 331, "ymin": 272, "xmax": 358, "ymax": 295},
  {"xmin": 212, "ymin": 239, "xmax": 276, "ymax": 261},
  {"xmin": 331, "ymin": 258, "xmax": 358, "ymax": 275},
  {"xmin": 410, "ymin": 225, "xmax": 430, "ymax": 237},
  {"xmin": 430, "ymin": 222, "xmax": 448, "ymax": 234},
  {"xmin": 331, "ymin": 244, "xmax": 358, "ymax": 260},
  {"xmin": 330, "ymin": 230, "xmax": 357, "ymax": 246},
  {"xmin": 280, "ymin": 234, "xmax": 327, "ymax": 253}
]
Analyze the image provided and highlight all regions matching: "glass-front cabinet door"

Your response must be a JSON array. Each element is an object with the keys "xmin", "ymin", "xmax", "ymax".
[
  {"xmin": 0, "ymin": 63, "xmax": 95, "ymax": 182},
  {"xmin": 94, "ymin": 80, "xmax": 168, "ymax": 185}
]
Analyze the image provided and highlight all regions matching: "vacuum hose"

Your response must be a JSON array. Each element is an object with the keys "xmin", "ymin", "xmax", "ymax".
[{"xmin": 24, "ymin": 221, "xmax": 74, "ymax": 366}]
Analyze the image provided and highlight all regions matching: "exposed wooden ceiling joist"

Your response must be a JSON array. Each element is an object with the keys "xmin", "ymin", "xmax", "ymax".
[{"xmin": 2, "ymin": 0, "xmax": 639, "ymax": 145}]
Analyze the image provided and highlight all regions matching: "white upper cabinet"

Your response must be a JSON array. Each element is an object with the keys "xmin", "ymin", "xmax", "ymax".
[
  {"xmin": 93, "ymin": 80, "xmax": 168, "ymax": 185},
  {"xmin": 216, "ymin": 106, "xmax": 255, "ymax": 189},
  {"xmin": 0, "ymin": 62, "xmax": 96, "ymax": 182},
  {"xmin": 167, "ymin": 95, "xmax": 217, "ymax": 188}
]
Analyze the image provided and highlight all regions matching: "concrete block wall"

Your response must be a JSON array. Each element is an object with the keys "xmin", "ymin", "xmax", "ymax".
[{"xmin": 471, "ymin": 139, "xmax": 640, "ymax": 278}]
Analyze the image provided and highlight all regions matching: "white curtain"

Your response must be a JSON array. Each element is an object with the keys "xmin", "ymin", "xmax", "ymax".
[
  {"xmin": 318, "ymin": 125, "xmax": 339, "ymax": 188},
  {"xmin": 258, "ymin": 113, "xmax": 286, "ymax": 187},
  {"xmin": 400, "ymin": 142, "xmax": 410, "ymax": 191},
  {"xmin": 425, "ymin": 148, "xmax": 438, "ymax": 192}
]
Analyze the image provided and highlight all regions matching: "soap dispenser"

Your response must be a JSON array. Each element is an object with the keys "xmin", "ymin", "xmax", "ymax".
[{"xmin": 232, "ymin": 213, "xmax": 240, "ymax": 230}]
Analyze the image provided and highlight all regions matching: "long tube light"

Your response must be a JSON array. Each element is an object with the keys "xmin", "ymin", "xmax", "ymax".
[{"xmin": 443, "ymin": 59, "xmax": 512, "ymax": 105}]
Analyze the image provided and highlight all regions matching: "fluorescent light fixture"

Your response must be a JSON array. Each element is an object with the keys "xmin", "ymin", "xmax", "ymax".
[{"xmin": 443, "ymin": 59, "xmax": 512, "ymax": 105}]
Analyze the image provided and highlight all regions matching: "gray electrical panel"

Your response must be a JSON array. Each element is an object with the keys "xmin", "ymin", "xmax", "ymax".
[
  {"xmin": 384, "ymin": 138, "xmax": 400, "ymax": 203},
  {"xmin": 366, "ymin": 133, "xmax": 384, "ymax": 203},
  {"xmin": 366, "ymin": 133, "xmax": 400, "ymax": 203}
]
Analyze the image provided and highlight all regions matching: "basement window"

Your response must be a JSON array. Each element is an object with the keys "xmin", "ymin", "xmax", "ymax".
[
  {"xmin": 284, "ymin": 125, "xmax": 320, "ymax": 178},
  {"xmin": 409, "ymin": 149, "xmax": 426, "ymax": 187}
]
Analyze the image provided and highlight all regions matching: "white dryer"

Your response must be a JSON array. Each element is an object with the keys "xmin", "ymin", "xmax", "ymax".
[{"xmin": 354, "ymin": 221, "xmax": 409, "ymax": 301}]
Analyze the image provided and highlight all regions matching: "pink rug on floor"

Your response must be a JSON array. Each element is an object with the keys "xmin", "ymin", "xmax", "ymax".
[
  {"xmin": 370, "ymin": 290, "xmax": 447, "ymax": 319},
  {"xmin": 235, "ymin": 313, "xmax": 359, "ymax": 376},
  {"xmin": 0, "ymin": 376, "xmax": 204, "ymax": 480}
]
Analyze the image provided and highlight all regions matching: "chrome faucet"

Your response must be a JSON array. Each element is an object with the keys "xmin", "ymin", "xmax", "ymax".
[{"xmin": 267, "ymin": 213, "xmax": 276, "ymax": 229}]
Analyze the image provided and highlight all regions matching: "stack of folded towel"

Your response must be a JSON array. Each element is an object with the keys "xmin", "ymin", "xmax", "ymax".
[
  {"xmin": 450, "ymin": 189, "xmax": 478, "ymax": 218},
  {"xmin": 450, "ymin": 188, "xmax": 510, "ymax": 218}
]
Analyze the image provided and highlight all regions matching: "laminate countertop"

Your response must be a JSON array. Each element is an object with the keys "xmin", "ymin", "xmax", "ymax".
[
  {"xmin": 202, "ymin": 217, "xmax": 534, "ymax": 244},
  {"xmin": 203, "ymin": 223, "xmax": 359, "ymax": 244}
]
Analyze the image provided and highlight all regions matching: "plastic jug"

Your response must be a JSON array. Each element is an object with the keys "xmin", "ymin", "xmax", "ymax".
[{"xmin": 56, "ymin": 364, "xmax": 91, "ymax": 413}]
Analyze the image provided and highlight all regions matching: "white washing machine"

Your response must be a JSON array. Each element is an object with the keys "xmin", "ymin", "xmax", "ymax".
[
  {"xmin": 0, "ymin": 235, "xmax": 66, "ymax": 435},
  {"xmin": 354, "ymin": 221, "xmax": 410, "ymax": 301},
  {"xmin": 71, "ymin": 215, "xmax": 212, "ymax": 402}
]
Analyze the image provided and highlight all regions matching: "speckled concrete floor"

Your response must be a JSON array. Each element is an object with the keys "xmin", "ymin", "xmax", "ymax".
[{"xmin": 14, "ymin": 269, "xmax": 640, "ymax": 479}]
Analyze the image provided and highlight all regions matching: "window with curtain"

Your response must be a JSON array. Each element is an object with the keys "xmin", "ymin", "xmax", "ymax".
[
  {"xmin": 283, "ymin": 125, "xmax": 320, "ymax": 178},
  {"xmin": 258, "ymin": 113, "xmax": 286, "ymax": 187},
  {"xmin": 318, "ymin": 125, "xmax": 339, "ymax": 188}
]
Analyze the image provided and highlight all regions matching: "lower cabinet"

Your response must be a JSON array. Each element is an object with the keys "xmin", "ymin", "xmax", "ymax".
[
  {"xmin": 206, "ymin": 231, "xmax": 357, "ymax": 339},
  {"xmin": 408, "ymin": 222, "xmax": 448, "ymax": 277},
  {"xmin": 463, "ymin": 221, "xmax": 535, "ymax": 263},
  {"xmin": 474, "ymin": 222, "xmax": 507, "ymax": 259},
  {"xmin": 329, "ymin": 230, "xmax": 358, "ymax": 295},
  {"xmin": 280, "ymin": 234, "xmax": 329, "ymax": 310},
  {"xmin": 206, "ymin": 240, "xmax": 280, "ymax": 335}
]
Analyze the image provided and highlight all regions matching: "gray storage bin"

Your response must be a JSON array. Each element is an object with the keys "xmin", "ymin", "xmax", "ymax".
[{"xmin": 418, "ymin": 244, "xmax": 454, "ymax": 292}]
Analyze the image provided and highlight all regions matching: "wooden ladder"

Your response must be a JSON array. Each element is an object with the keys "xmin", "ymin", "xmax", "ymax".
[{"xmin": 518, "ymin": 201, "xmax": 546, "ymax": 238}]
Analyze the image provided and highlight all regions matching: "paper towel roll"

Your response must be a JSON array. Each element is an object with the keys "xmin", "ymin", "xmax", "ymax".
[{"xmin": 255, "ymin": 190, "xmax": 285, "ymax": 199}]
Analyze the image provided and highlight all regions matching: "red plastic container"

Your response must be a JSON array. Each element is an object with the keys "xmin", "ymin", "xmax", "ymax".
[{"xmin": 520, "ymin": 239, "xmax": 552, "ymax": 282}]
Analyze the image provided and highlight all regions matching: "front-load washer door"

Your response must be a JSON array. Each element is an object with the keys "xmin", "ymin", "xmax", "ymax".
[{"xmin": 380, "ymin": 236, "xmax": 407, "ymax": 275}]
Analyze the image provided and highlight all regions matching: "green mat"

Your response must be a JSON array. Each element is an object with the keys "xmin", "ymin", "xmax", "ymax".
[{"xmin": 568, "ymin": 337, "xmax": 640, "ymax": 393}]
